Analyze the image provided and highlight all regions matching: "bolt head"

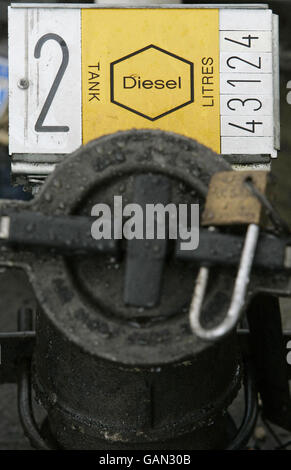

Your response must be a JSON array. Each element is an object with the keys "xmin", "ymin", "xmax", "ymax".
[{"xmin": 18, "ymin": 78, "xmax": 29, "ymax": 90}]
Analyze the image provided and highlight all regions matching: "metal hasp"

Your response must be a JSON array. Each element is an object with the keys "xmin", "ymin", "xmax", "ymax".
[
  {"xmin": 189, "ymin": 170, "xmax": 272, "ymax": 341},
  {"xmin": 0, "ymin": 130, "xmax": 242, "ymax": 449},
  {"xmin": 190, "ymin": 224, "xmax": 259, "ymax": 340}
]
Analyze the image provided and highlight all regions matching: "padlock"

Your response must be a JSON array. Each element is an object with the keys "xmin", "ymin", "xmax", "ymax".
[
  {"xmin": 190, "ymin": 170, "xmax": 272, "ymax": 341},
  {"xmin": 202, "ymin": 171, "xmax": 271, "ymax": 228}
]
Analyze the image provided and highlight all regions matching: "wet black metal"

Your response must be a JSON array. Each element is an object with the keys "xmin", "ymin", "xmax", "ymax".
[
  {"xmin": 0, "ymin": 130, "xmax": 236, "ymax": 364},
  {"xmin": 246, "ymin": 295, "xmax": 291, "ymax": 431},
  {"xmin": 0, "ymin": 332, "xmax": 35, "ymax": 384},
  {"xmin": 17, "ymin": 360, "xmax": 51, "ymax": 450},
  {"xmin": 1, "ymin": 130, "xmax": 291, "ymax": 448},
  {"xmin": 0, "ymin": 130, "xmax": 269, "ymax": 449},
  {"xmin": 1, "ymin": 212, "xmax": 290, "ymax": 275},
  {"xmin": 177, "ymin": 228, "xmax": 289, "ymax": 272},
  {"xmin": 124, "ymin": 174, "xmax": 171, "ymax": 308},
  {"xmin": 34, "ymin": 309, "xmax": 241, "ymax": 449},
  {"xmin": 26, "ymin": 130, "xmax": 240, "ymax": 449},
  {"xmin": 227, "ymin": 364, "xmax": 259, "ymax": 450},
  {"xmin": 17, "ymin": 308, "xmax": 52, "ymax": 450},
  {"xmin": 3, "ymin": 211, "xmax": 117, "ymax": 255}
]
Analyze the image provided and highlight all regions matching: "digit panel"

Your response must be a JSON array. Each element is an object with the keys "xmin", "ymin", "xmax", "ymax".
[
  {"xmin": 9, "ymin": 7, "xmax": 82, "ymax": 154},
  {"xmin": 219, "ymin": 9, "xmax": 276, "ymax": 157}
]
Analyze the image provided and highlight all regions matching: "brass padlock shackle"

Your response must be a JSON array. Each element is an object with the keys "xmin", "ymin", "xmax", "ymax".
[{"xmin": 189, "ymin": 223, "xmax": 260, "ymax": 341}]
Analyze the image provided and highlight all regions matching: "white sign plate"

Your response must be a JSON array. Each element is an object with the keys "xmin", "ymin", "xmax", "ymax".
[{"xmin": 8, "ymin": 5, "xmax": 279, "ymax": 161}]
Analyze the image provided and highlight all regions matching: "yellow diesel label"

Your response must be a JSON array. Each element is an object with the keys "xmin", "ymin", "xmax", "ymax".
[{"xmin": 81, "ymin": 9, "xmax": 220, "ymax": 153}]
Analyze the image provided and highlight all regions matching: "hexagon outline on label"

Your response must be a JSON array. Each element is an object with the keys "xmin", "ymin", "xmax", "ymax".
[{"xmin": 110, "ymin": 44, "xmax": 194, "ymax": 121}]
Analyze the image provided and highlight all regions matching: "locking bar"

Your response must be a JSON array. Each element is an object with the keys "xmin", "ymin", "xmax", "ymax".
[
  {"xmin": 0, "ymin": 211, "xmax": 118, "ymax": 255},
  {"xmin": 1, "ymin": 211, "xmax": 291, "ymax": 273},
  {"xmin": 177, "ymin": 228, "xmax": 291, "ymax": 272}
]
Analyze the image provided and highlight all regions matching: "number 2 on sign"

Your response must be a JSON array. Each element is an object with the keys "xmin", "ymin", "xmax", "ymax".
[{"xmin": 34, "ymin": 33, "xmax": 70, "ymax": 133}]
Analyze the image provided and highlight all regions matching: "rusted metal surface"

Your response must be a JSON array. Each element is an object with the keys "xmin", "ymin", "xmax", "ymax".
[{"xmin": 202, "ymin": 171, "xmax": 271, "ymax": 227}]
